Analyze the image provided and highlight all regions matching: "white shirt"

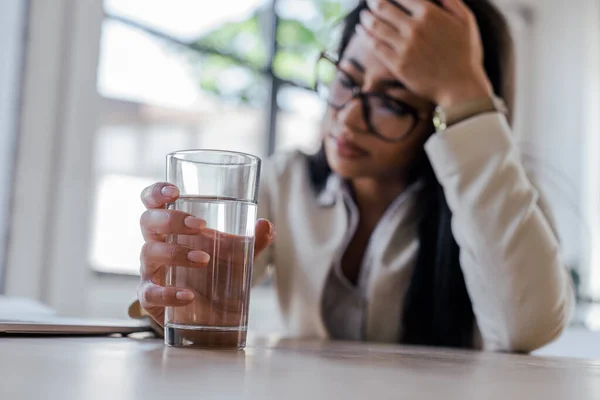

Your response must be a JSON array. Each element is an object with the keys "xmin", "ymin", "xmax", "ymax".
[
  {"xmin": 321, "ymin": 176, "xmax": 423, "ymax": 341},
  {"xmin": 253, "ymin": 113, "xmax": 575, "ymax": 352}
]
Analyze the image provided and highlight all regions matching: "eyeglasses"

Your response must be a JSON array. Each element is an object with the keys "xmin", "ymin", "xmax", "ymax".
[{"xmin": 315, "ymin": 51, "xmax": 429, "ymax": 142}]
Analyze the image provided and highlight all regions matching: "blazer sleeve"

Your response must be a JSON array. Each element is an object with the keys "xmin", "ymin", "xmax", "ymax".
[{"xmin": 425, "ymin": 112, "xmax": 575, "ymax": 352}]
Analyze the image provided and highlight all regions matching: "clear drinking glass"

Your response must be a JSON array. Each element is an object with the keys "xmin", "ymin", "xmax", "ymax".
[{"xmin": 164, "ymin": 150, "xmax": 261, "ymax": 349}]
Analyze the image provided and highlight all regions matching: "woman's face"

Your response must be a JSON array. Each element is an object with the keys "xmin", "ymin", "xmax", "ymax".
[{"xmin": 322, "ymin": 31, "xmax": 434, "ymax": 181}]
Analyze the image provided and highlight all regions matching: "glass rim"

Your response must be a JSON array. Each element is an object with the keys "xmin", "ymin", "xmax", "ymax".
[{"xmin": 167, "ymin": 149, "xmax": 261, "ymax": 167}]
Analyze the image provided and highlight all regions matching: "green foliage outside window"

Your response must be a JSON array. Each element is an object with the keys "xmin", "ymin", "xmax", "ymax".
[{"xmin": 188, "ymin": 0, "xmax": 357, "ymax": 103}]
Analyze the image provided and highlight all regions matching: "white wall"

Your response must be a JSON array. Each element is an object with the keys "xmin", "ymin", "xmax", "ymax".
[
  {"xmin": 528, "ymin": 1, "xmax": 583, "ymax": 266},
  {"xmin": 492, "ymin": 0, "xmax": 599, "ymax": 293},
  {"xmin": 521, "ymin": 0, "xmax": 600, "ymax": 297},
  {"xmin": 0, "ymin": 1, "xmax": 28, "ymax": 292},
  {"xmin": 4, "ymin": 0, "xmax": 104, "ymax": 314},
  {"xmin": 580, "ymin": 0, "xmax": 600, "ymax": 297}
]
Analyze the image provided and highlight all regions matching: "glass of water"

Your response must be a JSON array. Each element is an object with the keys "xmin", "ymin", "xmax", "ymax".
[{"xmin": 164, "ymin": 150, "xmax": 261, "ymax": 349}]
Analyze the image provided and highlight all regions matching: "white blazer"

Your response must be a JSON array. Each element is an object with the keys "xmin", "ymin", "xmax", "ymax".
[{"xmin": 253, "ymin": 112, "xmax": 574, "ymax": 352}]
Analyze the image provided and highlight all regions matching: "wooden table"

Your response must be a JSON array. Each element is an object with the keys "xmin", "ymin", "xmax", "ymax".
[{"xmin": 1, "ymin": 335, "xmax": 599, "ymax": 400}]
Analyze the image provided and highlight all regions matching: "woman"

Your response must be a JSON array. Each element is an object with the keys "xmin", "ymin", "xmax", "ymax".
[{"xmin": 134, "ymin": 0, "xmax": 574, "ymax": 352}]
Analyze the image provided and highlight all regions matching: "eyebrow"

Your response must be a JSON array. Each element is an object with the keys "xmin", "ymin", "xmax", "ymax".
[
  {"xmin": 346, "ymin": 58, "xmax": 408, "ymax": 90},
  {"xmin": 348, "ymin": 58, "xmax": 365, "ymax": 73},
  {"xmin": 379, "ymin": 80, "xmax": 407, "ymax": 90}
]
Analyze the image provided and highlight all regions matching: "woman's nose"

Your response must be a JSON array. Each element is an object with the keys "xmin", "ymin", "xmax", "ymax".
[{"xmin": 335, "ymin": 97, "xmax": 368, "ymax": 132}]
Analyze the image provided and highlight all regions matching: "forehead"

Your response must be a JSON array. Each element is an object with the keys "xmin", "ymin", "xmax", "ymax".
[{"xmin": 340, "ymin": 32, "xmax": 396, "ymax": 82}]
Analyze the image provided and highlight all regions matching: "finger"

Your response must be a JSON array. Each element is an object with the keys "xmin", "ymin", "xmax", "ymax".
[
  {"xmin": 360, "ymin": 10, "xmax": 405, "ymax": 51},
  {"xmin": 357, "ymin": 23, "xmax": 396, "ymax": 53},
  {"xmin": 138, "ymin": 281, "xmax": 194, "ymax": 309},
  {"xmin": 141, "ymin": 209, "xmax": 207, "ymax": 240},
  {"xmin": 439, "ymin": 0, "xmax": 471, "ymax": 21},
  {"xmin": 362, "ymin": 30, "xmax": 404, "ymax": 75},
  {"xmin": 143, "ymin": 305, "xmax": 165, "ymax": 328},
  {"xmin": 156, "ymin": 223, "xmax": 271, "ymax": 264},
  {"xmin": 391, "ymin": 0, "xmax": 435, "ymax": 18},
  {"xmin": 366, "ymin": 0, "xmax": 413, "ymax": 32},
  {"xmin": 141, "ymin": 182, "xmax": 180, "ymax": 210},
  {"xmin": 254, "ymin": 219, "xmax": 275, "ymax": 256},
  {"xmin": 140, "ymin": 241, "xmax": 211, "ymax": 280}
]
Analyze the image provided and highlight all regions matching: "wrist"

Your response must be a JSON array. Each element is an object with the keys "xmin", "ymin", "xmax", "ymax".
[
  {"xmin": 435, "ymin": 77, "xmax": 493, "ymax": 110},
  {"xmin": 433, "ymin": 93, "xmax": 508, "ymax": 132}
]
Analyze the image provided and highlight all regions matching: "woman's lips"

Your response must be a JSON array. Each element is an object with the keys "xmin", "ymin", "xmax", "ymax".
[{"xmin": 329, "ymin": 134, "xmax": 369, "ymax": 158}]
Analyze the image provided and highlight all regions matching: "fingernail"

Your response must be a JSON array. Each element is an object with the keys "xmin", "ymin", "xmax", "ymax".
[
  {"xmin": 187, "ymin": 251, "xmax": 210, "ymax": 264},
  {"xmin": 184, "ymin": 216, "xmax": 206, "ymax": 229},
  {"xmin": 176, "ymin": 291, "xmax": 194, "ymax": 301},
  {"xmin": 269, "ymin": 222, "xmax": 276, "ymax": 242},
  {"xmin": 361, "ymin": 10, "xmax": 372, "ymax": 25},
  {"xmin": 161, "ymin": 186, "xmax": 179, "ymax": 198}
]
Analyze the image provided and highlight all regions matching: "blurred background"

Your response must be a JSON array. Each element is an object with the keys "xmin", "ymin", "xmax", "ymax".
[{"xmin": 1, "ymin": 0, "xmax": 600, "ymax": 335}]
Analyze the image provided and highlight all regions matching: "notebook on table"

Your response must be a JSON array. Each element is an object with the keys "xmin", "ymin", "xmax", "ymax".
[{"xmin": 0, "ymin": 296, "xmax": 151, "ymax": 336}]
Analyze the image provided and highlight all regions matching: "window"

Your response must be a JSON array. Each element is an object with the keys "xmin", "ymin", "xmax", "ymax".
[
  {"xmin": 90, "ymin": 18, "xmax": 268, "ymax": 273},
  {"xmin": 90, "ymin": 0, "xmax": 357, "ymax": 275}
]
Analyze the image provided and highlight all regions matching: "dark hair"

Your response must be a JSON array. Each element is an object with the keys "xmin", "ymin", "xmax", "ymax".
[{"xmin": 308, "ymin": 0, "xmax": 514, "ymax": 348}]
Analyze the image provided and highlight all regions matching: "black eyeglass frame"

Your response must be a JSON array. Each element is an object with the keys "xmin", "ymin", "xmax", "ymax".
[{"xmin": 314, "ymin": 51, "xmax": 431, "ymax": 143}]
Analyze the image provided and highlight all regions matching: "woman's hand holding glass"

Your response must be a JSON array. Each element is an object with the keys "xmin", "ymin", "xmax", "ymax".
[{"xmin": 137, "ymin": 182, "xmax": 274, "ymax": 327}]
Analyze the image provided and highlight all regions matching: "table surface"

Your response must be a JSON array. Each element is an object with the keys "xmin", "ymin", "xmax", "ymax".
[{"xmin": 1, "ymin": 335, "xmax": 600, "ymax": 400}]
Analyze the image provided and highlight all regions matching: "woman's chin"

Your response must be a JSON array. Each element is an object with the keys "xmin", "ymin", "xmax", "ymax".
[{"xmin": 325, "ymin": 148, "xmax": 371, "ymax": 179}]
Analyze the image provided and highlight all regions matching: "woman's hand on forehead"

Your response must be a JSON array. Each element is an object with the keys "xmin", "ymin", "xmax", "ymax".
[{"xmin": 359, "ymin": 0, "xmax": 493, "ymax": 109}]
